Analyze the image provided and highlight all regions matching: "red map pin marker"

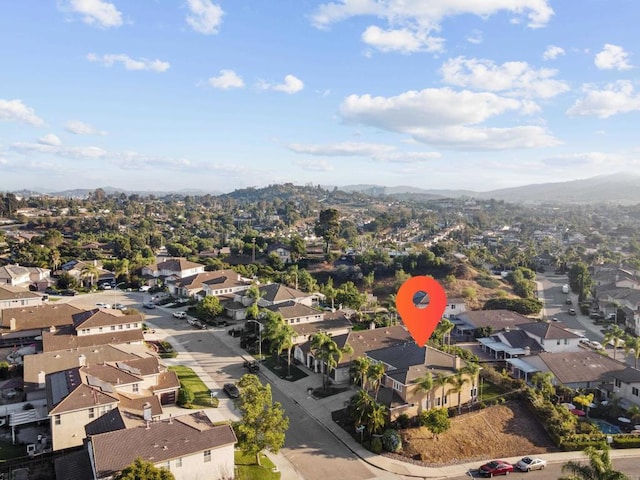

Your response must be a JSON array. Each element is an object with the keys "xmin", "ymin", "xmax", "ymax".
[{"xmin": 396, "ymin": 276, "xmax": 447, "ymax": 347}]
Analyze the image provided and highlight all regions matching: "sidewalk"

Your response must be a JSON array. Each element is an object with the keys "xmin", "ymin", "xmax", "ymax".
[{"xmin": 147, "ymin": 316, "xmax": 640, "ymax": 480}]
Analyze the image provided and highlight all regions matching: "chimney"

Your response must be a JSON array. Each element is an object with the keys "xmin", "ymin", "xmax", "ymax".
[
  {"xmin": 78, "ymin": 354, "xmax": 86, "ymax": 367},
  {"xmin": 524, "ymin": 346, "xmax": 531, "ymax": 356},
  {"xmin": 49, "ymin": 325, "xmax": 56, "ymax": 333},
  {"xmin": 9, "ymin": 318, "xmax": 16, "ymax": 331},
  {"xmin": 38, "ymin": 371, "xmax": 45, "ymax": 388},
  {"xmin": 143, "ymin": 402, "xmax": 152, "ymax": 421},
  {"xmin": 453, "ymin": 354, "xmax": 461, "ymax": 371}
]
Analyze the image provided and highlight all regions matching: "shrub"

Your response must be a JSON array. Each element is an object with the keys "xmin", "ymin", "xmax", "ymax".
[
  {"xmin": 394, "ymin": 414, "xmax": 410, "ymax": 429},
  {"xmin": 612, "ymin": 436, "xmax": 640, "ymax": 448},
  {"xmin": 381, "ymin": 429, "xmax": 402, "ymax": 452},
  {"xmin": 177, "ymin": 385, "xmax": 195, "ymax": 408},
  {"xmin": 371, "ymin": 437, "xmax": 383, "ymax": 454}
]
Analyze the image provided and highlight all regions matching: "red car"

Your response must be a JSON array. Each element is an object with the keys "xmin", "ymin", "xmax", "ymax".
[{"xmin": 479, "ymin": 460, "xmax": 514, "ymax": 477}]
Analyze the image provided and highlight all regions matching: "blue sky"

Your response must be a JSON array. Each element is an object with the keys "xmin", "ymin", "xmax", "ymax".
[{"xmin": 1, "ymin": 0, "xmax": 639, "ymax": 193}]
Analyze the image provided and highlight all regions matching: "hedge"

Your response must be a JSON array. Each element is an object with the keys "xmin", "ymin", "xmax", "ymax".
[{"xmin": 612, "ymin": 436, "xmax": 640, "ymax": 448}]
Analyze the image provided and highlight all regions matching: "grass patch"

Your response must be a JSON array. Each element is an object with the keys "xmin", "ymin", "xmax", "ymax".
[
  {"xmin": 261, "ymin": 355, "xmax": 308, "ymax": 382},
  {"xmin": 169, "ymin": 365, "xmax": 219, "ymax": 408},
  {"xmin": 0, "ymin": 441, "xmax": 25, "ymax": 462},
  {"xmin": 480, "ymin": 381, "xmax": 503, "ymax": 403},
  {"xmin": 235, "ymin": 450, "xmax": 280, "ymax": 480}
]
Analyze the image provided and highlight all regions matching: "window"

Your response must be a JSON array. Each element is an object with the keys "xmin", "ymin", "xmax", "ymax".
[
  {"xmin": 204, "ymin": 450, "xmax": 211, "ymax": 463},
  {"xmin": 98, "ymin": 327, "xmax": 103, "ymax": 333},
  {"xmin": 54, "ymin": 415, "xmax": 61, "ymax": 425},
  {"xmin": 134, "ymin": 323, "xmax": 138, "ymax": 328},
  {"xmin": 392, "ymin": 380, "xmax": 402, "ymax": 392},
  {"xmin": 118, "ymin": 324, "xmax": 123, "ymax": 330},
  {"xmin": 633, "ymin": 387, "xmax": 639, "ymax": 397},
  {"xmin": 443, "ymin": 395, "xmax": 448, "ymax": 405},
  {"xmin": 176, "ymin": 458, "xmax": 182, "ymax": 468},
  {"xmin": 111, "ymin": 326, "xmax": 116, "ymax": 331},
  {"xmin": 132, "ymin": 384, "xmax": 139, "ymax": 393},
  {"xmin": 556, "ymin": 340, "xmax": 561, "ymax": 345},
  {"xmin": 615, "ymin": 379, "xmax": 622, "ymax": 388},
  {"xmin": 564, "ymin": 339, "xmax": 569, "ymax": 345},
  {"xmin": 451, "ymin": 304, "xmax": 456, "ymax": 309},
  {"xmin": 435, "ymin": 397, "xmax": 441, "ymax": 407},
  {"xmin": 88, "ymin": 408, "xmax": 95, "ymax": 419},
  {"xmin": 470, "ymin": 387, "xmax": 477, "ymax": 398}
]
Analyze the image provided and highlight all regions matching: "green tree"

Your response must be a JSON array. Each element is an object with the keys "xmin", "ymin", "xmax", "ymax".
[
  {"xmin": 419, "ymin": 408, "xmax": 450, "ymax": 440},
  {"xmin": 449, "ymin": 372, "xmax": 470, "ymax": 414},
  {"xmin": 197, "ymin": 295, "xmax": 223, "ymax": 320},
  {"xmin": 289, "ymin": 235, "xmax": 306, "ymax": 262},
  {"xmin": 531, "ymin": 371, "xmax": 556, "ymax": 401},
  {"xmin": 623, "ymin": 335, "xmax": 640, "ymax": 369},
  {"xmin": 349, "ymin": 389, "xmax": 374, "ymax": 429},
  {"xmin": 310, "ymin": 333, "xmax": 352, "ymax": 390},
  {"xmin": 236, "ymin": 374, "xmax": 289, "ymax": 466},
  {"xmin": 321, "ymin": 277, "xmax": 337, "ymax": 310},
  {"xmin": 114, "ymin": 457, "xmax": 175, "ymax": 480},
  {"xmin": 350, "ymin": 356, "xmax": 371, "ymax": 388},
  {"xmin": 367, "ymin": 401, "xmax": 388, "ymax": 436},
  {"xmin": 367, "ymin": 363, "xmax": 385, "ymax": 401},
  {"xmin": 80, "ymin": 263, "xmax": 100, "ymax": 288},
  {"xmin": 568, "ymin": 262, "xmax": 594, "ymax": 302},
  {"xmin": 573, "ymin": 393, "xmax": 594, "ymax": 417},
  {"xmin": 177, "ymin": 383, "xmax": 194, "ymax": 408},
  {"xmin": 559, "ymin": 445, "xmax": 629, "ymax": 480},
  {"xmin": 414, "ymin": 372, "xmax": 433, "ymax": 413},
  {"xmin": 335, "ymin": 281, "xmax": 366, "ymax": 310},
  {"xmin": 604, "ymin": 325, "xmax": 625, "ymax": 360},
  {"xmin": 315, "ymin": 208, "xmax": 340, "ymax": 254}
]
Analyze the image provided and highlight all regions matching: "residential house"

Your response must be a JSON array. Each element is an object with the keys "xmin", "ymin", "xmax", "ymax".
[
  {"xmin": 370, "ymin": 343, "xmax": 479, "ymax": 420},
  {"xmin": 61, "ymin": 260, "xmax": 115, "ymax": 287},
  {"xmin": 267, "ymin": 243, "xmax": 292, "ymax": 264},
  {"xmin": 451, "ymin": 310, "xmax": 533, "ymax": 340},
  {"xmin": 516, "ymin": 322, "xmax": 583, "ymax": 353},
  {"xmin": 290, "ymin": 311, "xmax": 353, "ymax": 345},
  {"xmin": 264, "ymin": 301, "xmax": 324, "ymax": 326},
  {"xmin": 228, "ymin": 282, "xmax": 322, "ymax": 321},
  {"xmin": 42, "ymin": 308, "xmax": 144, "ymax": 352},
  {"xmin": 0, "ymin": 285, "xmax": 44, "ymax": 312},
  {"xmin": 168, "ymin": 269, "xmax": 251, "ymax": 298},
  {"xmin": 84, "ymin": 412, "xmax": 236, "ymax": 480},
  {"xmin": 610, "ymin": 367, "xmax": 640, "ymax": 409},
  {"xmin": 444, "ymin": 297, "xmax": 466, "ymax": 319},
  {"xmin": 47, "ymin": 357, "xmax": 179, "ymax": 450},
  {"xmin": 0, "ymin": 264, "xmax": 32, "ymax": 287},
  {"xmin": 0, "ymin": 303, "xmax": 82, "ymax": 347},
  {"xmin": 141, "ymin": 257, "xmax": 205, "ymax": 287}
]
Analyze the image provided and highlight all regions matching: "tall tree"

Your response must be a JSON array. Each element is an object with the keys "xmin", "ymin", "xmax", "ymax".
[
  {"xmin": 559, "ymin": 446, "xmax": 629, "ymax": 480},
  {"xmin": 350, "ymin": 356, "xmax": 372, "ymax": 388},
  {"xmin": 531, "ymin": 371, "xmax": 556, "ymax": 401},
  {"xmin": 310, "ymin": 333, "xmax": 352, "ymax": 390},
  {"xmin": 236, "ymin": 374, "xmax": 289, "ymax": 466},
  {"xmin": 449, "ymin": 372, "xmax": 470, "ymax": 414},
  {"xmin": 414, "ymin": 372, "xmax": 434, "ymax": 413},
  {"xmin": 80, "ymin": 263, "xmax": 99, "ymax": 288},
  {"xmin": 367, "ymin": 363, "xmax": 385, "ymax": 401},
  {"xmin": 315, "ymin": 208, "xmax": 340, "ymax": 254},
  {"xmin": 568, "ymin": 262, "xmax": 594, "ymax": 302},
  {"xmin": 604, "ymin": 325, "xmax": 626, "ymax": 360},
  {"xmin": 623, "ymin": 335, "xmax": 640, "ymax": 369},
  {"xmin": 197, "ymin": 295, "xmax": 223, "ymax": 320}
]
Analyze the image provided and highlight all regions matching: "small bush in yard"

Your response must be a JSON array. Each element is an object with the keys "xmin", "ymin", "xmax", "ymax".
[
  {"xmin": 371, "ymin": 437, "xmax": 383, "ymax": 454},
  {"xmin": 382, "ymin": 429, "xmax": 402, "ymax": 452}
]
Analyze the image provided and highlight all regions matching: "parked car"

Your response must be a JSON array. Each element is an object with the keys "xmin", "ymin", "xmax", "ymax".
[
  {"xmin": 243, "ymin": 360, "xmax": 260, "ymax": 373},
  {"xmin": 95, "ymin": 303, "xmax": 111, "ymax": 309},
  {"xmin": 60, "ymin": 289, "xmax": 77, "ymax": 296},
  {"xmin": 590, "ymin": 341, "xmax": 604, "ymax": 350},
  {"xmin": 213, "ymin": 319, "xmax": 229, "ymax": 327},
  {"xmin": 223, "ymin": 383, "xmax": 239, "ymax": 399},
  {"xmin": 479, "ymin": 460, "xmax": 514, "ymax": 477},
  {"xmin": 139, "ymin": 285, "xmax": 151, "ymax": 292},
  {"xmin": 565, "ymin": 298, "xmax": 572, "ymax": 305},
  {"xmin": 568, "ymin": 308, "xmax": 576, "ymax": 315},
  {"xmin": 172, "ymin": 311, "xmax": 187, "ymax": 319},
  {"xmin": 112, "ymin": 303, "xmax": 127, "ymax": 310},
  {"xmin": 228, "ymin": 328, "xmax": 243, "ymax": 337},
  {"xmin": 143, "ymin": 302, "xmax": 156, "ymax": 309},
  {"xmin": 45, "ymin": 287, "xmax": 60, "ymax": 295},
  {"xmin": 515, "ymin": 456, "xmax": 547, "ymax": 472}
]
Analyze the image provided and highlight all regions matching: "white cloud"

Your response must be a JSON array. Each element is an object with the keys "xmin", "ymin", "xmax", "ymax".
[
  {"xmin": 466, "ymin": 29, "xmax": 483, "ymax": 45},
  {"xmin": 12, "ymin": 141, "xmax": 108, "ymax": 160},
  {"xmin": 340, "ymin": 88, "xmax": 560, "ymax": 150},
  {"xmin": 260, "ymin": 75, "xmax": 304, "ymax": 94},
  {"xmin": 311, "ymin": 1, "xmax": 553, "ymax": 53},
  {"xmin": 288, "ymin": 141, "xmax": 441, "ymax": 163},
  {"xmin": 208, "ymin": 70, "xmax": 244, "ymax": 89},
  {"xmin": 0, "ymin": 99, "xmax": 44, "ymax": 126},
  {"xmin": 86, "ymin": 53, "xmax": 170, "ymax": 72},
  {"xmin": 567, "ymin": 81, "xmax": 640, "ymax": 118},
  {"xmin": 186, "ymin": 0, "xmax": 224, "ymax": 35},
  {"xmin": 440, "ymin": 56, "xmax": 570, "ymax": 99},
  {"xmin": 38, "ymin": 134, "xmax": 61, "ymax": 146},
  {"xmin": 594, "ymin": 44, "xmax": 632, "ymax": 70},
  {"xmin": 541, "ymin": 152, "xmax": 629, "ymax": 169},
  {"xmin": 65, "ymin": 120, "xmax": 106, "ymax": 135},
  {"xmin": 58, "ymin": 0, "xmax": 123, "ymax": 28},
  {"xmin": 543, "ymin": 45, "xmax": 565, "ymax": 60},
  {"xmin": 361, "ymin": 26, "xmax": 443, "ymax": 54}
]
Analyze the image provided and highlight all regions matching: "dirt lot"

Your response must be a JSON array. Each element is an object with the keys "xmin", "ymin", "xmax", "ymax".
[{"xmin": 399, "ymin": 402, "xmax": 557, "ymax": 467}]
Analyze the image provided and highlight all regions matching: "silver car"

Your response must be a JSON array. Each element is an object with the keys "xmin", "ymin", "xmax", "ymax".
[{"xmin": 515, "ymin": 456, "xmax": 546, "ymax": 472}]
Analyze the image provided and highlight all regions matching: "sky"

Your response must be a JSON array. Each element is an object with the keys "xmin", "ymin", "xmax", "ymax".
[{"xmin": 1, "ymin": 0, "xmax": 640, "ymax": 194}]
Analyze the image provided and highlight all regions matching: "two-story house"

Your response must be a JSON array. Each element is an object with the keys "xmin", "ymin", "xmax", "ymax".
[
  {"xmin": 141, "ymin": 258, "xmax": 205, "ymax": 287},
  {"xmin": 55, "ymin": 412, "xmax": 237, "ymax": 480},
  {"xmin": 0, "ymin": 303, "xmax": 82, "ymax": 347},
  {"xmin": 168, "ymin": 269, "xmax": 252, "ymax": 298},
  {"xmin": 609, "ymin": 367, "xmax": 640, "ymax": 409},
  {"xmin": 0, "ymin": 285, "xmax": 45, "ymax": 312}
]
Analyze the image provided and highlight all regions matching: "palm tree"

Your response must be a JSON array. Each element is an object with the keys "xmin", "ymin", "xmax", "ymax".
[
  {"xmin": 414, "ymin": 372, "xmax": 433, "ymax": 413},
  {"xmin": 434, "ymin": 318, "xmax": 455, "ymax": 347},
  {"xmin": 310, "ymin": 333, "xmax": 352, "ymax": 390},
  {"xmin": 280, "ymin": 324, "xmax": 296, "ymax": 378},
  {"xmin": 349, "ymin": 389, "xmax": 374, "ymax": 428},
  {"xmin": 350, "ymin": 356, "xmax": 371, "ymax": 388},
  {"xmin": 462, "ymin": 362, "xmax": 481, "ymax": 402},
  {"xmin": 604, "ymin": 325, "xmax": 625, "ymax": 360},
  {"xmin": 623, "ymin": 335, "xmax": 640, "ymax": 368},
  {"xmin": 366, "ymin": 402, "xmax": 388, "ymax": 436},
  {"xmin": 559, "ymin": 445, "xmax": 630, "ymax": 480},
  {"xmin": 80, "ymin": 263, "xmax": 99, "ymax": 288},
  {"xmin": 449, "ymin": 372, "xmax": 470, "ymax": 414},
  {"xmin": 432, "ymin": 373, "xmax": 449, "ymax": 408},
  {"xmin": 50, "ymin": 249, "xmax": 61, "ymax": 273},
  {"xmin": 367, "ymin": 363, "xmax": 385, "ymax": 401}
]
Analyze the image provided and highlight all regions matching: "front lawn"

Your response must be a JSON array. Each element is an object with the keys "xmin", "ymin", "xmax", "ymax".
[
  {"xmin": 235, "ymin": 450, "xmax": 280, "ymax": 480},
  {"xmin": 168, "ymin": 365, "xmax": 219, "ymax": 408},
  {"xmin": 260, "ymin": 355, "xmax": 308, "ymax": 382}
]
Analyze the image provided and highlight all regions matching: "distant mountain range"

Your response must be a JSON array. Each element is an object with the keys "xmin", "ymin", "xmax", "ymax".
[
  {"xmin": 7, "ymin": 173, "xmax": 640, "ymax": 204},
  {"xmin": 339, "ymin": 173, "xmax": 640, "ymax": 204}
]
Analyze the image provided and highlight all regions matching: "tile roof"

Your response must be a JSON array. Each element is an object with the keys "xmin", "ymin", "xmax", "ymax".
[
  {"xmin": 0, "ymin": 285, "xmax": 41, "ymax": 301},
  {"xmin": 147, "ymin": 257, "xmax": 204, "ymax": 272},
  {"xmin": 456, "ymin": 310, "xmax": 533, "ymax": 329},
  {"xmin": 72, "ymin": 309, "xmax": 144, "ymax": 329},
  {"xmin": 0, "ymin": 303, "xmax": 82, "ymax": 331},
  {"xmin": 81, "ymin": 364, "xmax": 142, "ymax": 386},
  {"xmin": 259, "ymin": 283, "xmax": 310, "ymax": 304},
  {"xmin": 518, "ymin": 322, "xmax": 582, "ymax": 340},
  {"xmin": 118, "ymin": 392, "xmax": 163, "ymax": 418},
  {"xmin": 537, "ymin": 351, "xmax": 627, "ymax": 384},
  {"xmin": 492, "ymin": 330, "xmax": 543, "ymax": 351},
  {"xmin": 42, "ymin": 327, "xmax": 144, "ymax": 352},
  {"xmin": 151, "ymin": 370, "xmax": 180, "ymax": 392},
  {"xmin": 265, "ymin": 300, "xmax": 322, "ymax": 320},
  {"xmin": 291, "ymin": 315, "xmax": 352, "ymax": 337},
  {"xmin": 23, "ymin": 345, "xmax": 139, "ymax": 389},
  {"xmin": 173, "ymin": 270, "xmax": 247, "ymax": 290},
  {"xmin": 338, "ymin": 325, "xmax": 412, "ymax": 366},
  {"xmin": 47, "ymin": 369, "xmax": 119, "ymax": 415},
  {"xmin": 611, "ymin": 366, "xmax": 640, "ymax": 384},
  {"xmin": 90, "ymin": 413, "xmax": 236, "ymax": 478},
  {"xmin": 0, "ymin": 264, "xmax": 30, "ymax": 280}
]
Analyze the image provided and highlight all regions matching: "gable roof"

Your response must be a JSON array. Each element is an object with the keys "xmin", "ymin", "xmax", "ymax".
[
  {"xmin": 47, "ymin": 368, "xmax": 119, "ymax": 415},
  {"xmin": 518, "ymin": 322, "xmax": 582, "ymax": 340},
  {"xmin": 42, "ymin": 327, "xmax": 144, "ymax": 352},
  {"xmin": 492, "ymin": 329, "xmax": 543, "ymax": 351},
  {"xmin": 90, "ymin": 413, "xmax": 236, "ymax": 478},
  {"xmin": 611, "ymin": 366, "xmax": 640, "ymax": 384},
  {"xmin": 338, "ymin": 325, "xmax": 413, "ymax": 366},
  {"xmin": 264, "ymin": 300, "xmax": 321, "ymax": 320},
  {"xmin": 259, "ymin": 283, "xmax": 310, "ymax": 304},
  {"xmin": 84, "ymin": 407, "xmax": 127, "ymax": 436},
  {"xmin": 146, "ymin": 257, "xmax": 204, "ymax": 273},
  {"xmin": 0, "ymin": 264, "xmax": 30, "ymax": 280},
  {"xmin": 0, "ymin": 285, "xmax": 41, "ymax": 301},
  {"xmin": 72, "ymin": 309, "xmax": 144, "ymax": 330},
  {"xmin": 456, "ymin": 310, "xmax": 532, "ymax": 329},
  {"xmin": 0, "ymin": 303, "xmax": 82, "ymax": 331},
  {"xmin": 536, "ymin": 351, "xmax": 627, "ymax": 384}
]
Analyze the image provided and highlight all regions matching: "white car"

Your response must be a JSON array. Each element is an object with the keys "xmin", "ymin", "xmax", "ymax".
[
  {"xmin": 173, "ymin": 311, "xmax": 187, "ymax": 319},
  {"xmin": 590, "ymin": 341, "xmax": 604, "ymax": 350},
  {"xmin": 96, "ymin": 303, "xmax": 111, "ymax": 309},
  {"xmin": 516, "ymin": 456, "xmax": 547, "ymax": 472}
]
